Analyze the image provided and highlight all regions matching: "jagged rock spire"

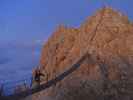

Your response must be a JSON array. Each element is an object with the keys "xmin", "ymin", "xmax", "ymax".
[{"xmin": 33, "ymin": 7, "xmax": 133, "ymax": 99}]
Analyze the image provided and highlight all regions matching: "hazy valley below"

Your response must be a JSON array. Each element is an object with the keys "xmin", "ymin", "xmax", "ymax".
[{"xmin": 0, "ymin": 42, "xmax": 42, "ymax": 83}]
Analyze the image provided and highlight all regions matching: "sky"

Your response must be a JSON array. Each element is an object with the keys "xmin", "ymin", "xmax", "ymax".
[
  {"xmin": 0, "ymin": 0, "xmax": 133, "ymax": 82},
  {"xmin": 0, "ymin": 0, "xmax": 133, "ymax": 43}
]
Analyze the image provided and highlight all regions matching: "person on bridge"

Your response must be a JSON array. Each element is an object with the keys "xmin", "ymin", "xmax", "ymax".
[
  {"xmin": 35, "ymin": 69, "xmax": 45, "ymax": 84},
  {"xmin": 32, "ymin": 68, "xmax": 45, "ymax": 88}
]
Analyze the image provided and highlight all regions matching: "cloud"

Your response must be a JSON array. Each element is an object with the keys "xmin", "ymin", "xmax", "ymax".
[
  {"xmin": 0, "ymin": 43, "xmax": 42, "ymax": 82},
  {"xmin": 0, "ymin": 57, "xmax": 10, "ymax": 65},
  {"xmin": 0, "ymin": 47, "xmax": 11, "ymax": 65}
]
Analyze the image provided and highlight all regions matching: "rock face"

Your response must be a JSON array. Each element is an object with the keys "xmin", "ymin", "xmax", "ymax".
[{"xmin": 33, "ymin": 7, "xmax": 133, "ymax": 99}]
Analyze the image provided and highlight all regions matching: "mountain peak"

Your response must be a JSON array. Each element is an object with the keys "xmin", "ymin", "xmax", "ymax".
[
  {"xmin": 99, "ymin": 6, "xmax": 129, "ymax": 21},
  {"xmin": 82, "ymin": 7, "xmax": 130, "ymax": 29},
  {"xmin": 33, "ymin": 7, "xmax": 133, "ymax": 99}
]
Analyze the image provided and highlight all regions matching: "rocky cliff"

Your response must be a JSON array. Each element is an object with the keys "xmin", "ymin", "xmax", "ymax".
[{"xmin": 33, "ymin": 7, "xmax": 133, "ymax": 100}]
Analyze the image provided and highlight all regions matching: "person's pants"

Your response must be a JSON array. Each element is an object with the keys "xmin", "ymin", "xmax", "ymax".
[{"xmin": 31, "ymin": 82, "xmax": 40, "ymax": 89}]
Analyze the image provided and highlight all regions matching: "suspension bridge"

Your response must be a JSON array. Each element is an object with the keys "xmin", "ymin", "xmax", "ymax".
[{"xmin": 0, "ymin": 53, "xmax": 90, "ymax": 100}]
